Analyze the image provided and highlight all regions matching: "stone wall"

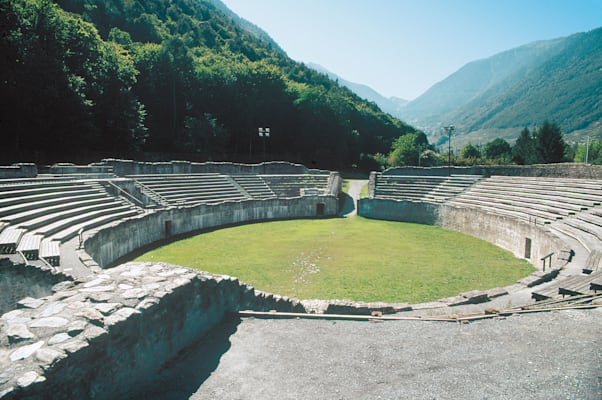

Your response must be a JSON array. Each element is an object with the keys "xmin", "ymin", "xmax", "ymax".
[
  {"xmin": 84, "ymin": 196, "xmax": 339, "ymax": 269},
  {"xmin": 0, "ymin": 164, "xmax": 37, "ymax": 179},
  {"xmin": 98, "ymin": 159, "xmax": 329, "ymax": 176},
  {"xmin": 48, "ymin": 163, "xmax": 113, "ymax": 176},
  {"xmin": 0, "ymin": 260, "xmax": 72, "ymax": 316},
  {"xmin": 0, "ymin": 262, "xmax": 304, "ymax": 399},
  {"xmin": 383, "ymin": 163, "xmax": 602, "ymax": 178},
  {"xmin": 358, "ymin": 198, "xmax": 568, "ymax": 270}
]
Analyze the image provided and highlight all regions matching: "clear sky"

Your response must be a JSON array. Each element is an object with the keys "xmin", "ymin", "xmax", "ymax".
[{"xmin": 220, "ymin": 0, "xmax": 602, "ymax": 100}]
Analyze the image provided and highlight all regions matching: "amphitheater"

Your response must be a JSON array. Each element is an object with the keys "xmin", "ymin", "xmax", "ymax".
[{"xmin": 1, "ymin": 159, "xmax": 601, "ymax": 399}]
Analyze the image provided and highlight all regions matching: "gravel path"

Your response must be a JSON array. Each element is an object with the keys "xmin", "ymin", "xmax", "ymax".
[
  {"xmin": 341, "ymin": 179, "xmax": 368, "ymax": 217},
  {"xmin": 137, "ymin": 308, "xmax": 602, "ymax": 400}
]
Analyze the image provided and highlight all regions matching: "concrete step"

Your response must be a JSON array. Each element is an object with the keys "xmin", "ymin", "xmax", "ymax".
[
  {"xmin": 16, "ymin": 201, "xmax": 125, "ymax": 231},
  {"xmin": 48, "ymin": 209, "xmax": 141, "ymax": 242},
  {"xmin": 34, "ymin": 205, "xmax": 134, "ymax": 237},
  {"xmin": 0, "ymin": 227, "xmax": 26, "ymax": 254},
  {"xmin": 39, "ymin": 239, "xmax": 60, "ymax": 267},
  {"xmin": 1, "ymin": 196, "xmax": 113, "ymax": 224},
  {"xmin": 16, "ymin": 233, "xmax": 42, "ymax": 260},
  {"xmin": 0, "ymin": 188, "xmax": 105, "ymax": 211}
]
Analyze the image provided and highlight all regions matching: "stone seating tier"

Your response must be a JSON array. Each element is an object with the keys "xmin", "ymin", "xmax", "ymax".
[
  {"xmin": 260, "ymin": 174, "xmax": 331, "ymax": 197},
  {"xmin": 372, "ymin": 175, "xmax": 482, "ymax": 204},
  {"xmin": 15, "ymin": 201, "xmax": 127, "ymax": 231},
  {"xmin": 1, "ymin": 197, "xmax": 115, "ymax": 225},
  {"xmin": 0, "ymin": 187, "xmax": 104, "ymax": 211},
  {"xmin": 561, "ymin": 217, "xmax": 602, "ymax": 243},
  {"xmin": 531, "ymin": 270, "xmax": 602, "ymax": 300},
  {"xmin": 230, "ymin": 175, "xmax": 275, "ymax": 199},
  {"xmin": 583, "ymin": 250, "xmax": 602, "ymax": 274},
  {"xmin": 452, "ymin": 193, "xmax": 567, "ymax": 220},
  {"xmin": 549, "ymin": 223, "xmax": 601, "ymax": 252},
  {"xmin": 448, "ymin": 197, "xmax": 559, "ymax": 224},
  {"xmin": 0, "ymin": 178, "xmax": 75, "ymax": 191},
  {"xmin": 129, "ymin": 174, "xmax": 249, "ymax": 206},
  {"xmin": 475, "ymin": 180, "xmax": 602, "ymax": 206},
  {"xmin": 0, "ymin": 227, "xmax": 25, "ymax": 254},
  {"xmin": 39, "ymin": 239, "xmax": 60, "ymax": 266},
  {"xmin": 15, "ymin": 233, "xmax": 42, "ymax": 260},
  {"xmin": 464, "ymin": 187, "xmax": 588, "ymax": 214},
  {"xmin": 33, "ymin": 205, "xmax": 135, "ymax": 238},
  {"xmin": 48, "ymin": 209, "xmax": 141, "ymax": 243}
]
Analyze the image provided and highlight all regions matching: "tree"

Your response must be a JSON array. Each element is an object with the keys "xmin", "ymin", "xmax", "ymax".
[
  {"xmin": 512, "ymin": 127, "xmax": 537, "ymax": 165},
  {"xmin": 484, "ymin": 138, "xmax": 511, "ymax": 161},
  {"xmin": 460, "ymin": 143, "xmax": 481, "ymax": 160},
  {"xmin": 388, "ymin": 132, "xmax": 428, "ymax": 166},
  {"xmin": 535, "ymin": 121, "xmax": 566, "ymax": 163},
  {"xmin": 573, "ymin": 139, "xmax": 602, "ymax": 164}
]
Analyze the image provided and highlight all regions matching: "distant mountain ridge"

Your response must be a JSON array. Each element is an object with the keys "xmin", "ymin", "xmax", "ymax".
[
  {"xmin": 397, "ymin": 27, "xmax": 602, "ymax": 146},
  {"xmin": 307, "ymin": 63, "xmax": 408, "ymax": 118}
]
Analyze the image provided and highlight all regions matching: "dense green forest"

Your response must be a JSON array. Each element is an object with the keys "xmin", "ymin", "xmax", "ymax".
[{"xmin": 0, "ymin": 0, "xmax": 417, "ymax": 169}]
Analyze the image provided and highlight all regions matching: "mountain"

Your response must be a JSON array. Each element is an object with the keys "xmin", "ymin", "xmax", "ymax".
[
  {"xmin": 398, "ymin": 28, "xmax": 602, "ymax": 147},
  {"xmin": 1, "ymin": 0, "xmax": 417, "ymax": 169},
  {"xmin": 307, "ymin": 63, "xmax": 409, "ymax": 119}
]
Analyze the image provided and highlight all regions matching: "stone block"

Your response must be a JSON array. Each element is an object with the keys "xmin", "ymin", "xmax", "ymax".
[
  {"xmin": 29, "ymin": 317, "xmax": 69, "ymax": 329},
  {"xmin": 16, "ymin": 371, "xmax": 45, "ymax": 388},
  {"xmin": 17, "ymin": 297, "xmax": 45, "ymax": 310},
  {"xmin": 7, "ymin": 324, "xmax": 35, "ymax": 344},
  {"xmin": 10, "ymin": 341, "xmax": 45, "ymax": 361}
]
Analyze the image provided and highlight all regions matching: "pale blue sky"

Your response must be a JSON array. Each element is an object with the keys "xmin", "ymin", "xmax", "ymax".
[{"xmin": 220, "ymin": 0, "xmax": 602, "ymax": 100}]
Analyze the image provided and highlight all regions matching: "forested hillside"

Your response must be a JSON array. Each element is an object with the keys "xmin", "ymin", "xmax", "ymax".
[
  {"xmin": 398, "ymin": 28, "xmax": 602, "ymax": 146},
  {"xmin": 0, "ymin": 0, "xmax": 416, "ymax": 169}
]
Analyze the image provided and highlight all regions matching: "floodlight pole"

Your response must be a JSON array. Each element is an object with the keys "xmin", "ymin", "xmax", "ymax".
[
  {"xmin": 585, "ymin": 136, "xmax": 590, "ymax": 164},
  {"xmin": 443, "ymin": 125, "xmax": 455, "ymax": 176},
  {"xmin": 258, "ymin": 127, "xmax": 270, "ymax": 160}
]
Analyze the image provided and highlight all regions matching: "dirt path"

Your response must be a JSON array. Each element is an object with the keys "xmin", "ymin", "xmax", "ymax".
[{"xmin": 340, "ymin": 179, "xmax": 368, "ymax": 217}]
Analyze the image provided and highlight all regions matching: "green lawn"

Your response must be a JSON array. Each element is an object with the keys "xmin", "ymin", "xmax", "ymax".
[{"xmin": 134, "ymin": 217, "xmax": 534, "ymax": 304}]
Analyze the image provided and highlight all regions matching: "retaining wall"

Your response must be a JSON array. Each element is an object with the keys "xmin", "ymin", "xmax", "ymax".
[
  {"xmin": 0, "ymin": 261, "xmax": 72, "ymax": 316},
  {"xmin": 84, "ymin": 196, "xmax": 339, "ymax": 269},
  {"xmin": 358, "ymin": 198, "xmax": 568, "ymax": 270},
  {"xmin": 383, "ymin": 163, "xmax": 602, "ymax": 179},
  {"xmin": 0, "ymin": 262, "xmax": 304, "ymax": 399},
  {"xmin": 48, "ymin": 164, "xmax": 113, "ymax": 176},
  {"xmin": 98, "ymin": 159, "xmax": 329, "ymax": 176},
  {"xmin": 0, "ymin": 164, "xmax": 37, "ymax": 179}
]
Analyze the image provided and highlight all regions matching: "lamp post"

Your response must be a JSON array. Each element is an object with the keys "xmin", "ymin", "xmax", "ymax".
[
  {"xmin": 258, "ymin": 127, "xmax": 270, "ymax": 160},
  {"xmin": 443, "ymin": 125, "xmax": 455, "ymax": 176}
]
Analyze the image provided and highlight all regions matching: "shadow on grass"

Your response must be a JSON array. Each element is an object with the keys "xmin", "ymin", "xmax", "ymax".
[
  {"xmin": 131, "ymin": 315, "xmax": 241, "ymax": 400},
  {"xmin": 339, "ymin": 192, "xmax": 356, "ymax": 217}
]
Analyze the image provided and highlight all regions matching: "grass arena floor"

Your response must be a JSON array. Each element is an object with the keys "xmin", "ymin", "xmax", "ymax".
[{"xmin": 134, "ymin": 217, "xmax": 535, "ymax": 304}]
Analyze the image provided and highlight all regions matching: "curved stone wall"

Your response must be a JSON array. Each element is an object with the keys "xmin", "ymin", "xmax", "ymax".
[
  {"xmin": 83, "ymin": 196, "xmax": 339, "ymax": 269},
  {"xmin": 98, "ymin": 159, "xmax": 330, "ymax": 176},
  {"xmin": 0, "ymin": 164, "xmax": 37, "ymax": 179},
  {"xmin": 383, "ymin": 163, "xmax": 602, "ymax": 179},
  {"xmin": 357, "ymin": 198, "xmax": 569, "ymax": 271}
]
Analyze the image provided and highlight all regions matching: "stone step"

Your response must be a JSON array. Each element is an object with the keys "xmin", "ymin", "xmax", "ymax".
[
  {"xmin": 34, "ymin": 205, "xmax": 134, "ymax": 238},
  {"xmin": 0, "ymin": 227, "xmax": 26, "ymax": 254},
  {"xmin": 1, "ymin": 196, "xmax": 113, "ymax": 224}
]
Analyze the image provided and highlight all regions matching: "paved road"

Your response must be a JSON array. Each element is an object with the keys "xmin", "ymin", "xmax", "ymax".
[{"xmin": 136, "ymin": 308, "xmax": 602, "ymax": 400}]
